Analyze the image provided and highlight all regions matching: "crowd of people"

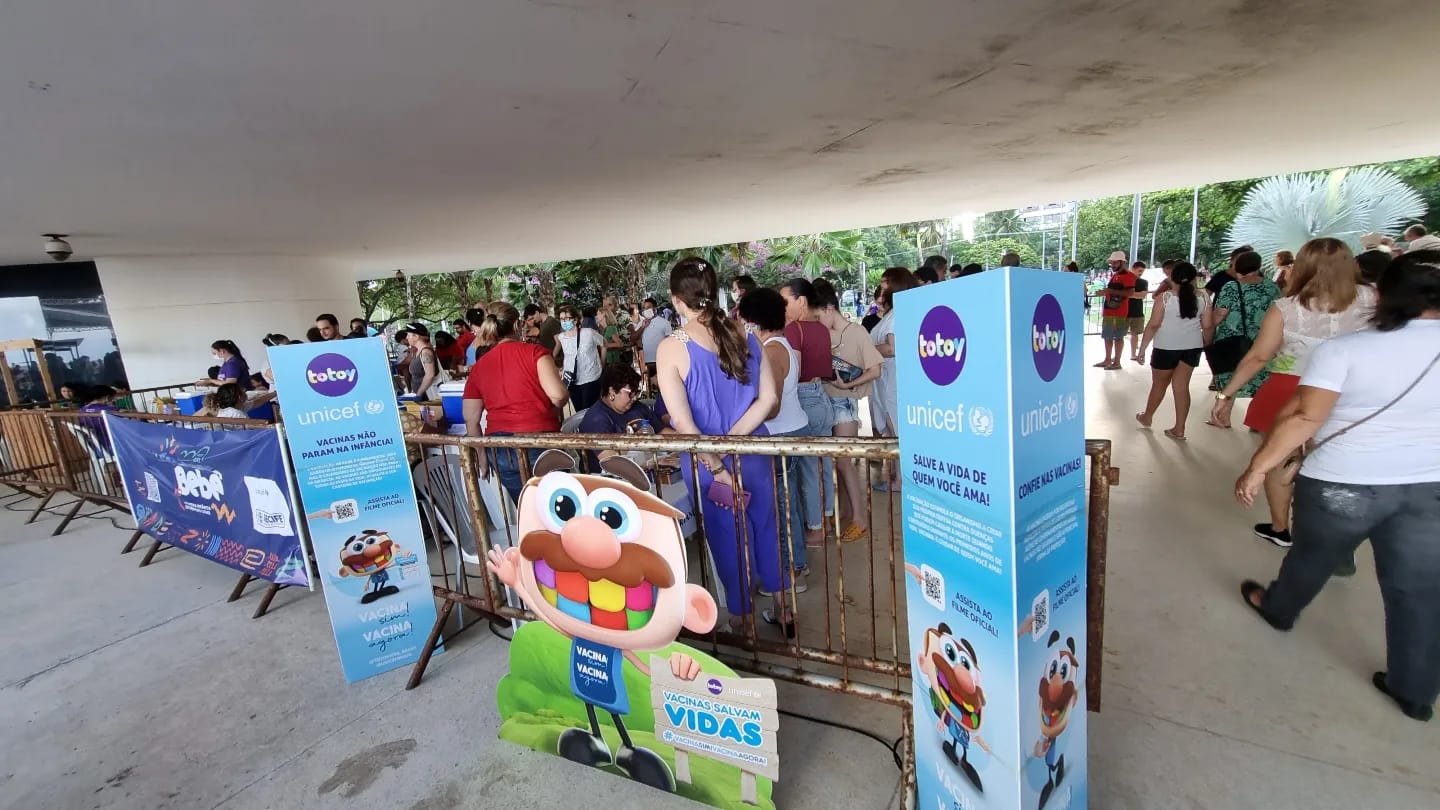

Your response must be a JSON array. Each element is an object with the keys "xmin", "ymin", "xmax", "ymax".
[{"xmin": 1096, "ymin": 227, "xmax": 1440, "ymax": 722}]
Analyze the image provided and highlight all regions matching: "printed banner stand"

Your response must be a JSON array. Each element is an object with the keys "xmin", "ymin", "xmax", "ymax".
[
  {"xmin": 896, "ymin": 269, "xmax": 1088, "ymax": 810},
  {"xmin": 268, "ymin": 337, "xmax": 442, "ymax": 683},
  {"xmin": 105, "ymin": 413, "xmax": 312, "ymax": 602},
  {"xmin": 488, "ymin": 450, "xmax": 779, "ymax": 809}
]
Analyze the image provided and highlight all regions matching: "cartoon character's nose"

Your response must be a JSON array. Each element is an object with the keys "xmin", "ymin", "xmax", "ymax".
[
  {"xmin": 560, "ymin": 515, "xmax": 622, "ymax": 569},
  {"xmin": 363, "ymin": 543, "xmax": 384, "ymax": 558}
]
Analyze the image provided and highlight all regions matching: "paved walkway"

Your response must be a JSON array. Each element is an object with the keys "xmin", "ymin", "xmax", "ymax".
[{"xmin": 0, "ymin": 337, "xmax": 1434, "ymax": 809}]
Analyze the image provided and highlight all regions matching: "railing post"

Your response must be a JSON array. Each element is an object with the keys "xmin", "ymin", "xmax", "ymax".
[{"xmin": 1085, "ymin": 438, "xmax": 1116, "ymax": 712}]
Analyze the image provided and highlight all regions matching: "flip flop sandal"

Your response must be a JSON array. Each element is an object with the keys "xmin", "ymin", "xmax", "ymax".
[
  {"xmin": 1164, "ymin": 429, "xmax": 1187, "ymax": 441},
  {"xmin": 839, "ymin": 524, "xmax": 869, "ymax": 543},
  {"xmin": 1240, "ymin": 580, "xmax": 1293, "ymax": 631}
]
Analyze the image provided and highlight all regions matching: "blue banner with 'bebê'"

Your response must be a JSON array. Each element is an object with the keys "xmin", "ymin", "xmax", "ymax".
[{"xmin": 106, "ymin": 414, "xmax": 310, "ymax": 586}]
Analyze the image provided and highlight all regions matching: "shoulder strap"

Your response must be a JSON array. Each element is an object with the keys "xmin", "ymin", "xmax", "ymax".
[{"xmin": 1307, "ymin": 345, "xmax": 1440, "ymax": 457}]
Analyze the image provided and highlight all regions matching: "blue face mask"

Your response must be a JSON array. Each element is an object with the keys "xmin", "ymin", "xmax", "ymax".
[{"xmin": 560, "ymin": 319, "xmax": 576, "ymax": 331}]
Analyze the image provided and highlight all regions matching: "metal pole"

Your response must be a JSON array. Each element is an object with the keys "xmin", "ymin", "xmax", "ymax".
[
  {"xmin": 1149, "ymin": 205, "xmax": 1163, "ymax": 268},
  {"xmin": 1129, "ymin": 193, "xmax": 1142, "ymax": 265},
  {"xmin": 1041, "ymin": 229, "xmax": 1047, "ymax": 270},
  {"xmin": 1071, "ymin": 202, "xmax": 1079, "ymax": 262},
  {"xmin": 1189, "ymin": 186, "xmax": 1201, "ymax": 263},
  {"xmin": 406, "ymin": 275, "xmax": 415, "ymax": 321}
]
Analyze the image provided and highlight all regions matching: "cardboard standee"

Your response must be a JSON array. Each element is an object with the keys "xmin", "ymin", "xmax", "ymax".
[{"xmin": 896, "ymin": 269, "xmax": 1088, "ymax": 810}]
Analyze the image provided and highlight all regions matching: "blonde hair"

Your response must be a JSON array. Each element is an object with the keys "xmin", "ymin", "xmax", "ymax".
[
  {"xmin": 478, "ymin": 301, "xmax": 521, "ymax": 345},
  {"xmin": 1287, "ymin": 238, "xmax": 1360, "ymax": 313}
]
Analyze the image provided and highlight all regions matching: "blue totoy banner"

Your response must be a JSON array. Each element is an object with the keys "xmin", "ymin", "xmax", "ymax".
[
  {"xmin": 267, "ymin": 337, "xmax": 441, "ymax": 683},
  {"xmin": 106, "ymin": 414, "xmax": 310, "ymax": 587},
  {"xmin": 896, "ymin": 269, "xmax": 1088, "ymax": 810}
]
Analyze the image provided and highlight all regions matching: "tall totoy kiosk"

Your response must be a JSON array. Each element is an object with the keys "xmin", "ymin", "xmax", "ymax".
[{"xmin": 896, "ymin": 269, "xmax": 1088, "ymax": 810}]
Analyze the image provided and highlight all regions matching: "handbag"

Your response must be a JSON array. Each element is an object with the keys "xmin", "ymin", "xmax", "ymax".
[
  {"xmin": 1204, "ymin": 280, "xmax": 1252, "ymax": 375},
  {"xmin": 831, "ymin": 323, "xmax": 862, "ymax": 383},
  {"xmin": 561, "ymin": 333, "xmax": 577, "ymax": 387},
  {"xmin": 1279, "ymin": 347, "xmax": 1440, "ymax": 486}
]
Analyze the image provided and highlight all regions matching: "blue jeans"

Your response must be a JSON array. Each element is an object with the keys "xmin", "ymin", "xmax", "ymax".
[
  {"xmin": 1262, "ymin": 476, "xmax": 1440, "ymax": 707},
  {"xmin": 770, "ymin": 426, "xmax": 809, "ymax": 572},
  {"xmin": 795, "ymin": 381, "xmax": 834, "ymax": 520},
  {"xmin": 489, "ymin": 432, "xmax": 544, "ymax": 505}
]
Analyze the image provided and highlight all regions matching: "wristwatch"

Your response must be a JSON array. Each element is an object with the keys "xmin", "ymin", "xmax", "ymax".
[{"xmin": 1215, "ymin": 392, "xmax": 1232, "ymax": 401}]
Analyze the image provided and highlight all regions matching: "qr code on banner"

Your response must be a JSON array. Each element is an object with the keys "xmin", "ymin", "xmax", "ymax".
[
  {"xmin": 143, "ymin": 472, "xmax": 161, "ymax": 503},
  {"xmin": 1031, "ymin": 589, "xmax": 1051, "ymax": 640},
  {"xmin": 920, "ymin": 564, "xmax": 945, "ymax": 611},
  {"xmin": 330, "ymin": 498, "xmax": 360, "ymax": 523}
]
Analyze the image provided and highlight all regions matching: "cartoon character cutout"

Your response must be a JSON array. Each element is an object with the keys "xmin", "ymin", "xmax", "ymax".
[
  {"xmin": 337, "ymin": 529, "xmax": 403, "ymax": 604},
  {"xmin": 488, "ymin": 451, "xmax": 719, "ymax": 793},
  {"xmin": 1033, "ymin": 631, "xmax": 1080, "ymax": 809},
  {"xmin": 917, "ymin": 623, "xmax": 992, "ymax": 793}
]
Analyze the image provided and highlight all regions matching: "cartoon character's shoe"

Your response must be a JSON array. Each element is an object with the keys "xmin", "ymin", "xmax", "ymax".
[
  {"xmin": 375, "ymin": 584, "xmax": 400, "ymax": 599},
  {"xmin": 614, "ymin": 745, "xmax": 676, "ymax": 792},
  {"xmin": 1039, "ymin": 780, "xmax": 1054, "ymax": 809},
  {"xmin": 959, "ymin": 756, "xmax": 983, "ymax": 793},
  {"xmin": 942, "ymin": 739, "xmax": 960, "ymax": 765},
  {"xmin": 1055, "ymin": 755, "xmax": 1066, "ymax": 786},
  {"xmin": 557, "ymin": 729, "xmax": 612, "ymax": 768},
  {"xmin": 360, "ymin": 591, "xmax": 383, "ymax": 604}
]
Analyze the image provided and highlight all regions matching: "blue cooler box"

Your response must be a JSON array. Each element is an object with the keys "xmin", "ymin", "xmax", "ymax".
[
  {"xmin": 175, "ymin": 390, "xmax": 208, "ymax": 415},
  {"xmin": 439, "ymin": 382, "xmax": 466, "ymax": 424}
]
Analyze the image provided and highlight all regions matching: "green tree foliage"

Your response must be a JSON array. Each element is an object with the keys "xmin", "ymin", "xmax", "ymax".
[{"xmin": 952, "ymin": 237, "xmax": 1041, "ymax": 269}]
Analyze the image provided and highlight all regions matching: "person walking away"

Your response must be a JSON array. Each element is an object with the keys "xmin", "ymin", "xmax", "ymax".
[
  {"xmin": 462, "ymin": 302, "xmax": 569, "ymax": 504},
  {"xmin": 1204, "ymin": 250, "xmax": 1281, "ymax": 405},
  {"xmin": 814, "ymin": 279, "xmax": 884, "ymax": 541},
  {"xmin": 1235, "ymin": 249, "xmax": 1440, "ymax": 722},
  {"xmin": 739, "ymin": 288, "xmax": 812, "ymax": 594},
  {"xmin": 1135, "ymin": 262, "xmax": 1210, "ymax": 440},
  {"xmin": 1128, "ymin": 261, "xmax": 1151, "ymax": 362},
  {"xmin": 655, "ymin": 258, "xmax": 789, "ymax": 634},
  {"xmin": 554, "ymin": 304, "xmax": 605, "ymax": 411},
  {"xmin": 1097, "ymin": 251, "xmax": 1135, "ymax": 369},
  {"xmin": 778, "ymin": 278, "xmax": 835, "ymax": 549},
  {"xmin": 1212, "ymin": 238, "xmax": 1376, "ymax": 552}
]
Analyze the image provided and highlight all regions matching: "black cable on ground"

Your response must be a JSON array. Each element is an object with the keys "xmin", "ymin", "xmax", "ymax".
[{"xmin": 474, "ymin": 613, "xmax": 901, "ymax": 771}]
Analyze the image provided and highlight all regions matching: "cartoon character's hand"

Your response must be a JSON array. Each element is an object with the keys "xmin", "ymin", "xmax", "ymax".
[
  {"xmin": 337, "ymin": 567, "xmax": 352, "ymax": 578},
  {"xmin": 307, "ymin": 509, "xmax": 333, "ymax": 521},
  {"xmin": 1033, "ymin": 740, "xmax": 1047, "ymax": 758},
  {"xmin": 669, "ymin": 652, "xmax": 702, "ymax": 681},
  {"xmin": 486, "ymin": 547, "xmax": 522, "ymax": 588}
]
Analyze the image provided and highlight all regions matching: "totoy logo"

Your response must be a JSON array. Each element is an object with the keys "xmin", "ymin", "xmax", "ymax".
[
  {"xmin": 306, "ymin": 353, "xmax": 359, "ymax": 397},
  {"xmin": 1030, "ymin": 294, "xmax": 1066, "ymax": 382},
  {"xmin": 706, "ymin": 678, "xmax": 724, "ymax": 696},
  {"xmin": 917, "ymin": 306, "xmax": 968, "ymax": 386}
]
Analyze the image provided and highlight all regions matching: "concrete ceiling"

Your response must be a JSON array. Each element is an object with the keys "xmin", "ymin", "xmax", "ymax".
[{"xmin": 3, "ymin": 1, "xmax": 1439, "ymax": 276}]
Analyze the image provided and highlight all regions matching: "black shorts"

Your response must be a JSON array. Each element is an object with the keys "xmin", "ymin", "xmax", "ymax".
[{"xmin": 1150, "ymin": 348, "xmax": 1201, "ymax": 370}]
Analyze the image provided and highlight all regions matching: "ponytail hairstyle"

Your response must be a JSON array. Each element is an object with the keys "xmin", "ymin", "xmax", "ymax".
[
  {"xmin": 669, "ymin": 256, "xmax": 751, "ymax": 384},
  {"xmin": 479, "ymin": 301, "xmax": 521, "ymax": 346},
  {"xmin": 1170, "ymin": 262, "xmax": 1199, "ymax": 319},
  {"xmin": 211, "ymin": 339, "xmax": 244, "ymax": 361}
]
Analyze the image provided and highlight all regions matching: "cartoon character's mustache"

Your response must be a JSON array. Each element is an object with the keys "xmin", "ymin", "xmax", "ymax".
[{"xmin": 519, "ymin": 530, "xmax": 674, "ymax": 589}]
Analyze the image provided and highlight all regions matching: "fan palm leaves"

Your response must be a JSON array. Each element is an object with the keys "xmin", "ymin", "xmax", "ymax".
[{"xmin": 1227, "ymin": 167, "xmax": 1426, "ymax": 266}]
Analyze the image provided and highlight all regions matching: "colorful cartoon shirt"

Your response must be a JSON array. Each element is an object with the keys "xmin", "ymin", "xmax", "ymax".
[{"xmin": 570, "ymin": 636, "xmax": 629, "ymax": 714}]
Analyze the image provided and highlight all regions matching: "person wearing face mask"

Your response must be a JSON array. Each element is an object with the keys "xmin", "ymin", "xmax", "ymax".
[
  {"xmin": 197, "ymin": 340, "xmax": 253, "ymax": 391},
  {"xmin": 638, "ymin": 296, "xmax": 673, "ymax": 385},
  {"xmin": 554, "ymin": 303, "xmax": 605, "ymax": 410}
]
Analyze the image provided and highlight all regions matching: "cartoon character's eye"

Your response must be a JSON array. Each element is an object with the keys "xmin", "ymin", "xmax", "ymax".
[
  {"xmin": 535, "ymin": 472, "xmax": 585, "ymax": 533},
  {"xmin": 957, "ymin": 651, "xmax": 973, "ymax": 672},
  {"xmin": 588, "ymin": 487, "xmax": 642, "ymax": 543},
  {"xmin": 365, "ymin": 536, "xmax": 377, "ymax": 545},
  {"xmin": 1049, "ymin": 659, "xmax": 1059, "ymax": 678},
  {"xmin": 942, "ymin": 640, "xmax": 959, "ymax": 664},
  {"xmin": 1059, "ymin": 661, "xmax": 1070, "ymax": 680},
  {"xmin": 349, "ymin": 542, "xmax": 365, "ymax": 553}
]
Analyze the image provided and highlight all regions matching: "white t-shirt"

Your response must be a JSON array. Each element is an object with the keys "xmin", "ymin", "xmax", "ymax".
[
  {"xmin": 641, "ymin": 317, "xmax": 672, "ymax": 362},
  {"xmin": 1300, "ymin": 320, "xmax": 1440, "ymax": 484},
  {"xmin": 556, "ymin": 328, "xmax": 603, "ymax": 386},
  {"xmin": 216, "ymin": 407, "xmax": 248, "ymax": 419},
  {"xmin": 1153, "ymin": 290, "xmax": 1209, "ymax": 350}
]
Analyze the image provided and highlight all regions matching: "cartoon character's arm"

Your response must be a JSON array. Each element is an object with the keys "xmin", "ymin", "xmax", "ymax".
[
  {"xmin": 486, "ymin": 547, "xmax": 523, "ymax": 589},
  {"xmin": 1017, "ymin": 613, "xmax": 1034, "ymax": 638},
  {"xmin": 337, "ymin": 566, "xmax": 352, "ymax": 578},
  {"xmin": 307, "ymin": 509, "xmax": 332, "ymax": 521},
  {"xmin": 974, "ymin": 733, "xmax": 994, "ymax": 755},
  {"xmin": 623, "ymin": 649, "xmax": 702, "ymax": 680},
  {"xmin": 1032, "ymin": 737, "xmax": 1052, "ymax": 759},
  {"xmin": 903, "ymin": 563, "xmax": 921, "ymax": 584}
]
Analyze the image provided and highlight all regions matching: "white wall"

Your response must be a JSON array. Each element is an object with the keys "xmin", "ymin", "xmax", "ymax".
[{"xmin": 96, "ymin": 255, "xmax": 361, "ymax": 388}]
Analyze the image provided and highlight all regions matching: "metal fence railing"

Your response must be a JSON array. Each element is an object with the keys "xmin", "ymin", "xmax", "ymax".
[{"xmin": 398, "ymin": 431, "xmax": 1117, "ymax": 804}]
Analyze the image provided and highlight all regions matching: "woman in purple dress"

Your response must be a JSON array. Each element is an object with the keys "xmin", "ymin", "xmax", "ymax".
[{"xmin": 655, "ymin": 258, "xmax": 791, "ymax": 633}]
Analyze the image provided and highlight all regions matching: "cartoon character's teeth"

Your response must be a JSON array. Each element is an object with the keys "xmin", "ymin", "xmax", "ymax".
[{"xmin": 533, "ymin": 561, "xmax": 657, "ymax": 629}]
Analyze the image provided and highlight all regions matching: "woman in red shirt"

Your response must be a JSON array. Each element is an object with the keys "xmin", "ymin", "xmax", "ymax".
[{"xmin": 462, "ymin": 302, "xmax": 570, "ymax": 503}]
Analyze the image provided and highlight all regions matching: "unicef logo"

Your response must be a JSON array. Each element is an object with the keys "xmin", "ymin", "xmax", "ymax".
[
  {"xmin": 917, "ymin": 307, "xmax": 968, "ymax": 386},
  {"xmin": 305, "ymin": 353, "xmax": 359, "ymax": 397},
  {"xmin": 1065, "ymin": 394, "xmax": 1080, "ymax": 420},
  {"xmin": 1030, "ymin": 294, "xmax": 1066, "ymax": 382},
  {"xmin": 706, "ymin": 678, "xmax": 724, "ymax": 696},
  {"xmin": 365, "ymin": 400, "xmax": 386, "ymax": 415},
  {"xmin": 969, "ymin": 406, "xmax": 995, "ymax": 437}
]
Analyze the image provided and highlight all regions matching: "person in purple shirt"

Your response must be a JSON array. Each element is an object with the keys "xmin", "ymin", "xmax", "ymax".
[{"xmin": 197, "ymin": 340, "xmax": 253, "ymax": 392}]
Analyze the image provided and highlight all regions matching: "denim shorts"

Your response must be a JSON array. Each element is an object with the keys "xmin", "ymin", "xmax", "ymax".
[{"xmin": 829, "ymin": 394, "xmax": 860, "ymax": 424}]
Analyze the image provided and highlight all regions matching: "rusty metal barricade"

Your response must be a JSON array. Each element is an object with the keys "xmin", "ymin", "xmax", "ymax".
[{"xmin": 400, "ymin": 430, "xmax": 1116, "ymax": 805}]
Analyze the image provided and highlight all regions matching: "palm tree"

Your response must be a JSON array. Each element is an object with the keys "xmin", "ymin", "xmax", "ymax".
[{"xmin": 1227, "ymin": 167, "xmax": 1426, "ymax": 266}]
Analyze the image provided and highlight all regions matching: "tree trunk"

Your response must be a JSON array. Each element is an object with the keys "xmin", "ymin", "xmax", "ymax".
[
  {"xmin": 536, "ymin": 266, "xmax": 556, "ymax": 312},
  {"xmin": 626, "ymin": 253, "xmax": 647, "ymax": 306},
  {"xmin": 482, "ymin": 277, "xmax": 494, "ymax": 303},
  {"xmin": 449, "ymin": 271, "xmax": 473, "ymax": 310}
]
